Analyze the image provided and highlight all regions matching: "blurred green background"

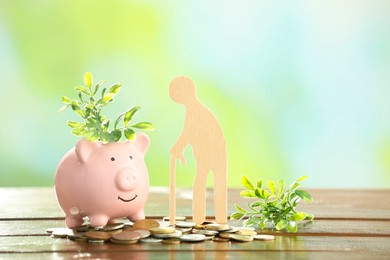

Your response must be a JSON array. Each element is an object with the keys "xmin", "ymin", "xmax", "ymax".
[{"xmin": 1, "ymin": 1, "xmax": 390, "ymax": 188}]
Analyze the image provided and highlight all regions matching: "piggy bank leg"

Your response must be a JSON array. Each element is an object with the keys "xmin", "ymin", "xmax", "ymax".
[
  {"xmin": 128, "ymin": 210, "xmax": 145, "ymax": 222},
  {"xmin": 89, "ymin": 214, "xmax": 110, "ymax": 228},
  {"xmin": 65, "ymin": 215, "xmax": 84, "ymax": 228}
]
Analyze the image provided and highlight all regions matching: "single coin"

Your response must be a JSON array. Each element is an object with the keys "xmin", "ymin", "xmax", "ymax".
[
  {"xmin": 193, "ymin": 224, "xmax": 205, "ymax": 230},
  {"xmin": 218, "ymin": 232, "xmax": 232, "ymax": 239},
  {"xmin": 180, "ymin": 234, "xmax": 206, "ymax": 242},
  {"xmin": 85, "ymin": 231, "xmax": 112, "ymax": 241},
  {"xmin": 162, "ymin": 238, "xmax": 181, "ymax": 244},
  {"xmin": 204, "ymin": 235, "xmax": 214, "ymax": 241},
  {"xmin": 152, "ymin": 230, "xmax": 182, "ymax": 238},
  {"xmin": 175, "ymin": 221, "xmax": 196, "ymax": 228},
  {"xmin": 88, "ymin": 239, "xmax": 105, "ymax": 244},
  {"xmin": 51, "ymin": 228, "xmax": 73, "ymax": 238},
  {"xmin": 163, "ymin": 216, "xmax": 186, "ymax": 222},
  {"xmin": 176, "ymin": 227, "xmax": 192, "ymax": 234},
  {"xmin": 112, "ymin": 231, "xmax": 141, "ymax": 241},
  {"xmin": 236, "ymin": 229, "xmax": 257, "ymax": 236},
  {"xmin": 230, "ymin": 234, "xmax": 253, "ymax": 242},
  {"xmin": 192, "ymin": 229, "xmax": 219, "ymax": 236},
  {"xmin": 74, "ymin": 225, "xmax": 90, "ymax": 232},
  {"xmin": 67, "ymin": 230, "xmax": 86, "ymax": 241},
  {"xmin": 110, "ymin": 238, "xmax": 139, "ymax": 245},
  {"xmin": 133, "ymin": 219, "xmax": 160, "ymax": 230},
  {"xmin": 140, "ymin": 237, "xmax": 163, "ymax": 243},
  {"xmin": 149, "ymin": 226, "xmax": 176, "ymax": 234},
  {"xmin": 204, "ymin": 223, "xmax": 230, "ymax": 231},
  {"xmin": 253, "ymin": 234, "xmax": 275, "ymax": 241},
  {"xmin": 107, "ymin": 229, "xmax": 123, "ymax": 235},
  {"xmin": 100, "ymin": 223, "xmax": 125, "ymax": 232},
  {"xmin": 224, "ymin": 226, "xmax": 239, "ymax": 233},
  {"xmin": 213, "ymin": 237, "xmax": 230, "ymax": 242},
  {"xmin": 134, "ymin": 229, "xmax": 151, "ymax": 238}
]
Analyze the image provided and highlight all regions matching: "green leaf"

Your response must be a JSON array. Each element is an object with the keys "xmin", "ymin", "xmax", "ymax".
[
  {"xmin": 67, "ymin": 121, "xmax": 83, "ymax": 128},
  {"xmin": 92, "ymin": 80, "xmax": 103, "ymax": 95},
  {"xmin": 255, "ymin": 188, "xmax": 270, "ymax": 199},
  {"xmin": 240, "ymin": 190, "xmax": 256, "ymax": 198},
  {"xmin": 295, "ymin": 190, "xmax": 313, "ymax": 203},
  {"xmin": 286, "ymin": 221, "xmax": 298, "ymax": 233},
  {"xmin": 235, "ymin": 204, "xmax": 248, "ymax": 214},
  {"xmin": 256, "ymin": 179, "xmax": 262, "ymax": 189},
  {"xmin": 75, "ymin": 85, "xmax": 91, "ymax": 96},
  {"xmin": 268, "ymin": 181, "xmax": 276, "ymax": 195},
  {"xmin": 124, "ymin": 106, "xmax": 141, "ymax": 126},
  {"xmin": 71, "ymin": 127, "xmax": 86, "ymax": 136},
  {"xmin": 230, "ymin": 212, "xmax": 245, "ymax": 220},
  {"xmin": 258, "ymin": 218, "xmax": 268, "ymax": 229},
  {"xmin": 290, "ymin": 212, "xmax": 307, "ymax": 221},
  {"xmin": 114, "ymin": 113, "xmax": 125, "ymax": 129},
  {"xmin": 124, "ymin": 128, "xmax": 135, "ymax": 140},
  {"xmin": 62, "ymin": 96, "xmax": 72, "ymax": 104},
  {"xmin": 277, "ymin": 179, "xmax": 284, "ymax": 197},
  {"xmin": 109, "ymin": 83, "xmax": 122, "ymax": 94},
  {"xmin": 241, "ymin": 176, "xmax": 255, "ymax": 191},
  {"xmin": 244, "ymin": 217, "xmax": 259, "ymax": 227},
  {"xmin": 250, "ymin": 201, "xmax": 262, "ymax": 208},
  {"xmin": 102, "ymin": 93, "xmax": 115, "ymax": 103},
  {"xmin": 86, "ymin": 131, "xmax": 99, "ymax": 142},
  {"xmin": 275, "ymin": 219, "xmax": 287, "ymax": 230},
  {"xmin": 84, "ymin": 72, "xmax": 93, "ymax": 89},
  {"xmin": 59, "ymin": 104, "xmax": 69, "ymax": 112},
  {"xmin": 306, "ymin": 214, "xmax": 315, "ymax": 221},
  {"xmin": 131, "ymin": 122, "xmax": 154, "ymax": 131},
  {"xmin": 111, "ymin": 129, "xmax": 122, "ymax": 142},
  {"xmin": 100, "ymin": 132, "xmax": 110, "ymax": 143},
  {"xmin": 296, "ymin": 175, "xmax": 309, "ymax": 182}
]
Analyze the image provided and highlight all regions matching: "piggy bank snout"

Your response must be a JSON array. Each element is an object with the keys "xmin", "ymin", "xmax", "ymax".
[{"xmin": 115, "ymin": 168, "xmax": 139, "ymax": 191}]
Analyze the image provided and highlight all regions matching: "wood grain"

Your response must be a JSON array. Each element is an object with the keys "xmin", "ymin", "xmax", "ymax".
[{"xmin": 1, "ymin": 187, "xmax": 389, "ymax": 258}]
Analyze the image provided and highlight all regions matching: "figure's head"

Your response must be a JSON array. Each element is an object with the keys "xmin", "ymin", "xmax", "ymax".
[{"xmin": 169, "ymin": 76, "xmax": 196, "ymax": 104}]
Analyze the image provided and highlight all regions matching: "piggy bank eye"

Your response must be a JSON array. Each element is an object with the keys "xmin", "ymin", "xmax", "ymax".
[
  {"xmin": 111, "ymin": 157, "xmax": 115, "ymax": 161},
  {"xmin": 129, "ymin": 155, "xmax": 133, "ymax": 160}
]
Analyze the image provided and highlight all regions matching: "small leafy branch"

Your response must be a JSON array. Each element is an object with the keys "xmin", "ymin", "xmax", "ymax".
[
  {"xmin": 60, "ymin": 72, "xmax": 154, "ymax": 143},
  {"xmin": 231, "ymin": 175, "xmax": 314, "ymax": 233}
]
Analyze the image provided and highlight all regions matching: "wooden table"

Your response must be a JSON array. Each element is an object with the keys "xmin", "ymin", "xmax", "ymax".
[{"xmin": 1, "ymin": 187, "xmax": 389, "ymax": 259}]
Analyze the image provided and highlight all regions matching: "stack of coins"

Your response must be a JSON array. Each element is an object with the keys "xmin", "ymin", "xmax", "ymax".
[{"xmin": 47, "ymin": 217, "xmax": 275, "ymax": 244}]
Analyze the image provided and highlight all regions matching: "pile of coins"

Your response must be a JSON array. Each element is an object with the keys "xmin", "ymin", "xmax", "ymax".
[{"xmin": 47, "ymin": 217, "xmax": 275, "ymax": 244}]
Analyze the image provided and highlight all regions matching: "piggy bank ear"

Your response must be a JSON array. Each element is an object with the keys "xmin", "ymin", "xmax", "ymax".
[
  {"xmin": 75, "ymin": 139, "xmax": 100, "ymax": 163},
  {"xmin": 133, "ymin": 133, "xmax": 150, "ymax": 155}
]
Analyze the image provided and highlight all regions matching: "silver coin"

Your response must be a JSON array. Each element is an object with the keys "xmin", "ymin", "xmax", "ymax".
[
  {"xmin": 180, "ymin": 234, "xmax": 206, "ymax": 242},
  {"xmin": 253, "ymin": 234, "xmax": 275, "ymax": 241},
  {"xmin": 140, "ymin": 237, "xmax": 163, "ymax": 243},
  {"xmin": 152, "ymin": 230, "xmax": 183, "ymax": 238}
]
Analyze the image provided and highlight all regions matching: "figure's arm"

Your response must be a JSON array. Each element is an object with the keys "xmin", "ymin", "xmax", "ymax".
[{"xmin": 170, "ymin": 124, "xmax": 190, "ymax": 165}]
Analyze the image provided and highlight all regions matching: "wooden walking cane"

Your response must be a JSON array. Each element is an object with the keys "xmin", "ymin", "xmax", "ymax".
[{"xmin": 169, "ymin": 156, "xmax": 176, "ymax": 226}]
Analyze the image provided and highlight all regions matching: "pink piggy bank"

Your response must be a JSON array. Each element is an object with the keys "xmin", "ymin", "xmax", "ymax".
[{"xmin": 55, "ymin": 133, "xmax": 150, "ymax": 228}]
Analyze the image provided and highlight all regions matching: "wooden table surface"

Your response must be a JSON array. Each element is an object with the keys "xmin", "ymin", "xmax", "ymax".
[{"xmin": 0, "ymin": 187, "xmax": 389, "ymax": 259}]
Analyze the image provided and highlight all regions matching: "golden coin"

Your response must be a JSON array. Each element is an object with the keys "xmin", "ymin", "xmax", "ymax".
[
  {"xmin": 85, "ymin": 231, "xmax": 112, "ymax": 241},
  {"xmin": 236, "ymin": 229, "xmax": 257, "ymax": 236},
  {"xmin": 176, "ymin": 227, "xmax": 192, "ymax": 234},
  {"xmin": 134, "ymin": 229, "xmax": 151, "ymax": 239},
  {"xmin": 112, "ymin": 231, "xmax": 141, "ymax": 241},
  {"xmin": 218, "ymin": 232, "xmax": 232, "ymax": 239},
  {"xmin": 253, "ymin": 234, "xmax": 275, "ymax": 241},
  {"xmin": 149, "ymin": 226, "xmax": 176, "ymax": 234},
  {"xmin": 133, "ymin": 219, "xmax": 160, "ymax": 230},
  {"xmin": 163, "ymin": 216, "xmax": 186, "ymax": 222},
  {"xmin": 204, "ymin": 223, "xmax": 230, "ymax": 231},
  {"xmin": 162, "ymin": 238, "xmax": 181, "ymax": 244},
  {"xmin": 230, "ymin": 234, "xmax": 253, "ymax": 242},
  {"xmin": 213, "ymin": 237, "xmax": 230, "ymax": 242},
  {"xmin": 110, "ymin": 238, "xmax": 139, "ymax": 244}
]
